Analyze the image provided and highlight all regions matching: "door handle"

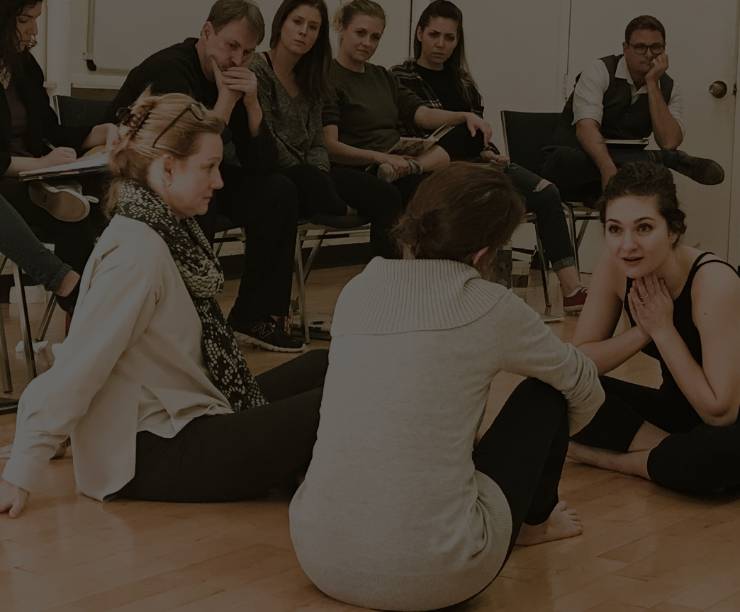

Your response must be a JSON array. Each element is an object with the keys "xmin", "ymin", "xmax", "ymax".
[{"xmin": 709, "ymin": 81, "xmax": 728, "ymax": 98}]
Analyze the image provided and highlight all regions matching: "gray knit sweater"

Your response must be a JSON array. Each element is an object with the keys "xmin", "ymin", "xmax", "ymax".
[{"xmin": 289, "ymin": 258, "xmax": 604, "ymax": 611}]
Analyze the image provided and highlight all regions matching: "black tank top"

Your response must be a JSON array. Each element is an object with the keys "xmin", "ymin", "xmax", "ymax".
[{"xmin": 624, "ymin": 252, "xmax": 739, "ymax": 394}]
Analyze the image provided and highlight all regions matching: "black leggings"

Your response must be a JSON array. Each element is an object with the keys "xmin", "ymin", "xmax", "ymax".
[
  {"xmin": 118, "ymin": 350, "xmax": 329, "ymax": 502},
  {"xmin": 573, "ymin": 376, "xmax": 740, "ymax": 496},
  {"xmin": 474, "ymin": 378, "xmax": 570, "ymax": 551}
]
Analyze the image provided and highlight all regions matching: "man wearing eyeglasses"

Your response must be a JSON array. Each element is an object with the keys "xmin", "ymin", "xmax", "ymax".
[{"xmin": 543, "ymin": 15, "xmax": 724, "ymax": 201}]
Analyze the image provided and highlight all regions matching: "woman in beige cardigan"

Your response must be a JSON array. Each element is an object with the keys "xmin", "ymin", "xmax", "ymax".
[{"xmin": 0, "ymin": 92, "xmax": 327, "ymax": 517}]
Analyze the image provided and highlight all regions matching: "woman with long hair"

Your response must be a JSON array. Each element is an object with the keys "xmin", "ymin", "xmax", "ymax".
[
  {"xmin": 290, "ymin": 163, "xmax": 604, "ymax": 610},
  {"xmin": 391, "ymin": 0, "xmax": 587, "ymax": 312},
  {"xmin": 252, "ymin": 0, "xmax": 404, "ymax": 257},
  {"xmin": 1, "ymin": 0, "xmax": 116, "ymax": 285},
  {"xmin": 569, "ymin": 162, "xmax": 740, "ymax": 496},
  {"xmin": 0, "ymin": 92, "xmax": 328, "ymax": 517},
  {"xmin": 323, "ymin": 0, "xmax": 493, "ymax": 205}
]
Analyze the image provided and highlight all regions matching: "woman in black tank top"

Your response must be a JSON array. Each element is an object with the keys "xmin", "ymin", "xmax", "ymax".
[{"xmin": 569, "ymin": 162, "xmax": 740, "ymax": 496}]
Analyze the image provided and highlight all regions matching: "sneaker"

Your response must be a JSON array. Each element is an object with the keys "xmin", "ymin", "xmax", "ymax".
[
  {"xmin": 563, "ymin": 286, "xmax": 588, "ymax": 314},
  {"xmin": 230, "ymin": 316, "xmax": 305, "ymax": 353},
  {"xmin": 663, "ymin": 151, "xmax": 725, "ymax": 185},
  {"xmin": 28, "ymin": 181, "xmax": 92, "ymax": 222}
]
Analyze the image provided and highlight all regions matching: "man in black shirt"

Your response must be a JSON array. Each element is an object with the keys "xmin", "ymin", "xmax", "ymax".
[{"xmin": 109, "ymin": 0, "xmax": 303, "ymax": 352}]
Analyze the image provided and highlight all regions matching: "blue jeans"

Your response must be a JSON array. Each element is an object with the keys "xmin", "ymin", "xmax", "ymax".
[{"xmin": 0, "ymin": 192, "xmax": 71, "ymax": 292}]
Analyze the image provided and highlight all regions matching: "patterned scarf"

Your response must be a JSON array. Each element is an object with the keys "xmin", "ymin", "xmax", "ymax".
[{"xmin": 115, "ymin": 180, "xmax": 267, "ymax": 412}]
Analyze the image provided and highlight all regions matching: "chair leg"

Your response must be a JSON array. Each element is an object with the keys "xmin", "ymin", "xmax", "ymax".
[
  {"xmin": 564, "ymin": 204, "xmax": 581, "ymax": 278},
  {"xmin": 303, "ymin": 229, "xmax": 327, "ymax": 284},
  {"xmin": 294, "ymin": 231, "xmax": 310, "ymax": 345},
  {"xmin": 576, "ymin": 218, "xmax": 591, "ymax": 251},
  {"xmin": 533, "ymin": 223, "xmax": 551, "ymax": 312},
  {"xmin": 36, "ymin": 295, "xmax": 57, "ymax": 342},
  {"xmin": 12, "ymin": 265, "xmax": 37, "ymax": 379},
  {"xmin": 0, "ymin": 304, "xmax": 12, "ymax": 394}
]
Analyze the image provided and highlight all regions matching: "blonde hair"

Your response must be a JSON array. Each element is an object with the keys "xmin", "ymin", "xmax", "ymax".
[
  {"xmin": 332, "ymin": 0, "xmax": 385, "ymax": 31},
  {"xmin": 107, "ymin": 91, "xmax": 224, "ymax": 215}
]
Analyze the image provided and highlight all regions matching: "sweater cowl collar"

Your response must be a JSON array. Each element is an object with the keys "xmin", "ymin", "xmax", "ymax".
[{"xmin": 331, "ymin": 257, "xmax": 507, "ymax": 335}]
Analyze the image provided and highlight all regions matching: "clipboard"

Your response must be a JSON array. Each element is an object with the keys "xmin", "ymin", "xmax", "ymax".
[{"xmin": 18, "ymin": 151, "xmax": 109, "ymax": 182}]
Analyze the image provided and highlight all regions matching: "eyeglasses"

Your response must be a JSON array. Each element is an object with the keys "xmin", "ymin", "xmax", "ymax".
[
  {"xmin": 627, "ymin": 43, "xmax": 665, "ymax": 56},
  {"xmin": 152, "ymin": 102, "xmax": 207, "ymax": 149}
]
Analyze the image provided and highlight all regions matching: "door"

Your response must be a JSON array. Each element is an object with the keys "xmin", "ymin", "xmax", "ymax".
[{"xmin": 567, "ymin": 0, "xmax": 738, "ymax": 262}]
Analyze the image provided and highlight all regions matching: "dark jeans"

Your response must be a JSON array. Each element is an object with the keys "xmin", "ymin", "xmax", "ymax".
[
  {"xmin": 198, "ymin": 166, "xmax": 299, "ymax": 323},
  {"xmin": 474, "ymin": 379, "xmax": 570, "ymax": 550},
  {"xmin": 573, "ymin": 376, "xmax": 740, "ymax": 496},
  {"xmin": 427, "ymin": 126, "xmax": 576, "ymax": 270},
  {"xmin": 117, "ymin": 349, "xmax": 329, "ymax": 502},
  {"xmin": 505, "ymin": 163, "xmax": 576, "ymax": 271},
  {"xmin": 0, "ymin": 192, "xmax": 71, "ymax": 291},
  {"xmin": 0, "ymin": 178, "xmax": 100, "ymax": 276},
  {"xmin": 278, "ymin": 164, "xmax": 405, "ymax": 259},
  {"xmin": 541, "ymin": 145, "xmax": 677, "ymax": 202}
]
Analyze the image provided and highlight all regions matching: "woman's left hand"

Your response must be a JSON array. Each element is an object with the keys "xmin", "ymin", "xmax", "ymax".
[
  {"xmin": 464, "ymin": 113, "xmax": 492, "ymax": 145},
  {"xmin": 628, "ymin": 274, "xmax": 674, "ymax": 338}
]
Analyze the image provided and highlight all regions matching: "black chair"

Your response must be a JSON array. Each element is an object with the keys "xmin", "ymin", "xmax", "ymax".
[
  {"xmin": 500, "ymin": 110, "xmax": 600, "ymax": 275},
  {"xmin": 53, "ymin": 94, "xmax": 113, "ymax": 128}
]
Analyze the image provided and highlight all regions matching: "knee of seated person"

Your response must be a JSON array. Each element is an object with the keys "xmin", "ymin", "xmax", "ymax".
[
  {"xmin": 530, "ymin": 180, "xmax": 561, "ymax": 204},
  {"xmin": 265, "ymin": 174, "xmax": 300, "ymax": 215},
  {"xmin": 513, "ymin": 378, "xmax": 567, "ymax": 408}
]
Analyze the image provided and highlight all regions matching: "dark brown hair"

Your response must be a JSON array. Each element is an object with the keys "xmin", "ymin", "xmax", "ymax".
[
  {"xmin": 0, "ymin": 0, "xmax": 41, "ymax": 69},
  {"xmin": 599, "ymin": 162, "xmax": 686, "ymax": 244},
  {"xmin": 207, "ymin": 0, "xmax": 265, "ymax": 43},
  {"xmin": 270, "ymin": 0, "xmax": 331, "ymax": 100},
  {"xmin": 394, "ymin": 162, "xmax": 524, "ymax": 273},
  {"xmin": 625, "ymin": 15, "xmax": 666, "ymax": 43},
  {"xmin": 413, "ymin": 0, "xmax": 478, "ymax": 107}
]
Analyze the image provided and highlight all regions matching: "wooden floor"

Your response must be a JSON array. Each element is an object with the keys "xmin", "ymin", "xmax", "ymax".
[{"xmin": 1, "ymin": 266, "xmax": 739, "ymax": 612}]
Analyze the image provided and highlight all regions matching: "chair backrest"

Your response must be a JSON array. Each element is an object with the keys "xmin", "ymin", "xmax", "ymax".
[
  {"xmin": 53, "ymin": 95, "xmax": 113, "ymax": 128},
  {"xmin": 500, "ymin": 110, "xmax": 561, "ymax": 176}
]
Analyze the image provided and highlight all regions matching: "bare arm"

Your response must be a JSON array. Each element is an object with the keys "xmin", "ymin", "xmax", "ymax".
[
  {"xmin": 649, "ymin": 267, "xmax": 740, "ymax": 425},
  {"xmin": 575, "ymin": 119, "xmax": 617, "ymax": 188},
  {"xmin": 645, "ymin": 54, "xmax": 683, "ymax": 150},
  {"xmin": 573, "ymin": 252, "xmax": 651, "ymax": 373}
]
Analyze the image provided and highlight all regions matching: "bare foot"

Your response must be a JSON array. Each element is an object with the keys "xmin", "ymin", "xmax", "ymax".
[
  {"xmin": 515, "ymin": 501, "xmax": 583, "ymax": 546},
  {"xmin": 568, "ymin": 441, "xmax": 651, "ymax": 479}
]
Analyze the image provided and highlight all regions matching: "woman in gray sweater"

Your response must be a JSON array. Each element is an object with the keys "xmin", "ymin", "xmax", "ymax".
[{"xmin": 289, "ymin": 163, "xmax": 605, "ymax": 611}]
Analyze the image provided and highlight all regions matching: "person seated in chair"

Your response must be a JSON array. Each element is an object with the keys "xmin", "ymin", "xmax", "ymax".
[
  {"xmin": 391, "ymin": 0, "xmax": 587, "ymax": 313},
  {"xmin": 251, "ymin": 0, "xmax": 403, "ymax": 258},
  {"xmin": 1, "ymin": 0, "xmax": 117, "ymax": 282},
  {"xmin": 542, "ymin": 14, "xmax": 724, "ymax": 200},
  {"xmin": 109, "ymin": 0, "xmax": 304, "ymax": 352}
]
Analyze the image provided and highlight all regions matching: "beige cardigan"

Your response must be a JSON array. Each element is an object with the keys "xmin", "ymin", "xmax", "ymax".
[
  {"xmin": 3, "ymin": 216, "xmax": 231, "ymax": 500},
  {"xmin": 290, "ymin": 258, "xmax": 604, "ymax": 611}
]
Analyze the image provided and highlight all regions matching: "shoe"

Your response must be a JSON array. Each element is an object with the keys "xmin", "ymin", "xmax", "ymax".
[
  {"xmin": 230, "ymin": 316, "xmax": 306, "ymax": 353},
  {"xmin": 664, "ymin": 151, "xmax": 725, "ymax": 185},
  {"xmin": 28, "ymin": 181, "xmax": 92, "ymax": 222},
  {"xmin": 563, "ymin": 286, "xmax": 588, "ymax": 314}
]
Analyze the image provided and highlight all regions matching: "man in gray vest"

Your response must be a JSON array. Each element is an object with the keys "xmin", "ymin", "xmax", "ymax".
[{"xmin": 542, "ymin": 15, "xmax": 724, "ymax": 201}]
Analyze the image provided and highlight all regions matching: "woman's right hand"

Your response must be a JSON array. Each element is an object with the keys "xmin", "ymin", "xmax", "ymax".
[
  {"xmin": 374, "ymin": 153, "xmax": 411, "ymax": 177},
  {"xmin": 0, "ymin": 479, "xmax": 29, "ymax": 518},
  {"xmin": 40, "ymin": 147, "xmax": 77, "ymax": 167}
]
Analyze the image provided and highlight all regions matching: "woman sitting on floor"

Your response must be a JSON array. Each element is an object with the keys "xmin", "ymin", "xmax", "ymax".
[
  {"xmin": 289, "ymin": 162, "xmax": 605, "ymax": 611},
  {"xmin": 251, "ymin": 0, "xmax": 403, "ymax": 257},
  {"xmin": 0, "ymin": 92, "xmax": 328, "ymax": 517},
  {"xmin": 570, "ymin": 162, "xmax": 740, "ymax": 496},
  {"xmin": 324, "ymin": 0, "xmax": 492, "ymax": 205},
  {"xmin": 391, "ymin": 0, "xmax": 587, "ymax": 312}
]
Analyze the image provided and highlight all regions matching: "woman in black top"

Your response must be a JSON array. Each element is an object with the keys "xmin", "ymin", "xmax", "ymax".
[
  {"xmin": 1, "ymin": 1, "xmax": 115, "ymax": 278},
  {"xmin": 391, "ymin": 0, "xmax": 586, "ymax": 313},
  {"xmin": 570, "ymin": 162, "xmax": 740, "ymax": 496}
]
